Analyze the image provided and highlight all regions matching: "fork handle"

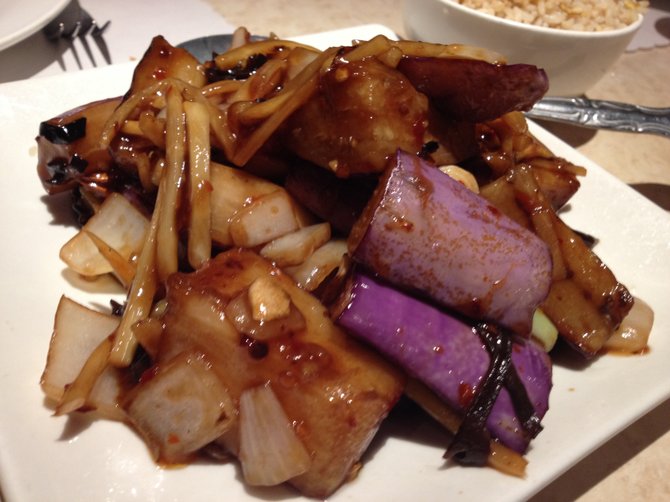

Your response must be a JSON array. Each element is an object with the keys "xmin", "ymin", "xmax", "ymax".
[{"xmin": 527, "ymin": 97, "xmax": 670, "ymax": 137}]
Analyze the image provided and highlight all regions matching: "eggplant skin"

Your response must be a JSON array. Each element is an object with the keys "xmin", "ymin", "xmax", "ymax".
[
  {"xmin": 333, "ymin": 271, "xmax": 552, "ymax": 453},
  {"xmin": 36, "ymin": 97, "xmax": 122, "ymax": 195},
  {"xmin": 349, "ymin": 150, "xmax": 552, "ymax": 335},
  {"xmin": 397, "ymin": 57, "xmax": 548, "ymax": 122},
  {"xmin": 284, "ymin": 162, "xmax": 376, "ymax": 235}
]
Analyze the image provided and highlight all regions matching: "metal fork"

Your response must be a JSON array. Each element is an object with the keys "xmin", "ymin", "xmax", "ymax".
[
  {"xmin": 43, "ymin": 0, "xmax": 112, "ymax": 68},
  {"xmin": 43, "ymin": 0, "xmax": 110, "ymax": 40}
]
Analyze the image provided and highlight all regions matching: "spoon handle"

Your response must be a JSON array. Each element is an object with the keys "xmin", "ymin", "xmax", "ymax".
[{"xmin": 527, "ymin": 97, "xmax": 670, "ymax": 137}]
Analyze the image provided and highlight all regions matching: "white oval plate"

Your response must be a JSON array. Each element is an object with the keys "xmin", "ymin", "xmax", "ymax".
[{"xmin": 0, "ymin": 0, "xmax": 69, "ymax": 51}]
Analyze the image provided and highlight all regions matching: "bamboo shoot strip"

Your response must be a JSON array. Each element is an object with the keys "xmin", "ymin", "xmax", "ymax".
[
  {"xmin": 184, "ymin": 100, "xmax": 212, "ymax": 269},
  {"xmin": 157, "ymin": 86, "xmax": 186, "ymax": 282},
  {"xmin": 109, "ymin": 180, "xmax": 164, "ymax": 367}
]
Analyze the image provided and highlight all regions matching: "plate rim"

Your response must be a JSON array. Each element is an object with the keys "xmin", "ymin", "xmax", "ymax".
[{"xmin": 0, "ymin": 0, "xmax": 70, "ymax": 51}]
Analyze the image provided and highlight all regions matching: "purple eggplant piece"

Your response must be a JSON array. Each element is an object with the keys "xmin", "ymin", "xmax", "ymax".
[
  {"xmin": 397, "ymin": 57, "xmax": 548, "ymax": 122},
  {"xmin": 333, "ymin": 271, "xmax": 552, "ymax": 453},
  {"xmin": 349, "ymin": 150, "xmax": 552, "ymax": 335},
  {"xmin": 284, "ymin": 163, "xmax": 376, "ymax": 234}
]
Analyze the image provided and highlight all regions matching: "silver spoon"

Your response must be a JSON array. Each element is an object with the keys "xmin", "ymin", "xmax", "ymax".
[{"xmin": 177, "ymin": 35, "xmax": 670, "ymax": 138}]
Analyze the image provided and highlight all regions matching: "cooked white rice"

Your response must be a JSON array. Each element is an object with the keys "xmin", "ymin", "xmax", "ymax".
[{"xmin": 455, "ymin": 0, "xmax": 647, "ymax": 31}]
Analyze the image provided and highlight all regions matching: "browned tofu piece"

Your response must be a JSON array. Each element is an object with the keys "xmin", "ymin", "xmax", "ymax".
[
  {"xmin": 159, "ymin": 248, "xmax": 405, "ymax": 498},
  {"xmin": 284, "ymin": 56, "xmax": 429, "ymax": 177}
]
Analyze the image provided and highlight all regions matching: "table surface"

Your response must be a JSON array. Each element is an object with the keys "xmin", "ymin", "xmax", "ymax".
[{"xmin": 2, "ymin": 0, "xmax": 669, "ymax": 500}]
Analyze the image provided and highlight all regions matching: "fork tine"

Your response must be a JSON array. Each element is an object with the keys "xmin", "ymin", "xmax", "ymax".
[
  {"xmin": 92, "ymin": 20, "xmax": 111, "ymax": 37},
  {"xmin": 44, "ymin": 20, "xmax": 66, "ymax": 40},
  {"xmin": 55, "ymin": 23, "xmax": 66, "ymax": 39},
  {"xmin": 83, "ymin": 20, "xmax": 97, "ymax": 37},
  {"xmin": 66, "ymin": 21, "xmax": 83, "ymax": 40}
]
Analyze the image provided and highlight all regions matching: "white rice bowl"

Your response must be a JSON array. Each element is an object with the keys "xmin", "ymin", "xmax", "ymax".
[{"xmin": 403, "ymin": 0, "xmax": 646, "ymax": 95}]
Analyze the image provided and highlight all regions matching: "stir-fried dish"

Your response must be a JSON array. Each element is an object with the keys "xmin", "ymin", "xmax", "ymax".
[{"xmin": 36, "ymin": 28, "xmax": 654, "ymax": 498}]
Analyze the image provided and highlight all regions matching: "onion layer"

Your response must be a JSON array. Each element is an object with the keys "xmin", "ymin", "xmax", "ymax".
[
  {"xmin": 239, "ymin": 383, "xmax": 312, "ymax": 486},
  {"xmin": 40, "ymin": 296, "xmax": 120, "ymax": 402},
  {"xmin": 603, "ymin": 297, "xmax": 654, "ymax": 354},
  {"xmin": 126, "ymin": 352, "xmax": 235, "ymax": 464}
]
